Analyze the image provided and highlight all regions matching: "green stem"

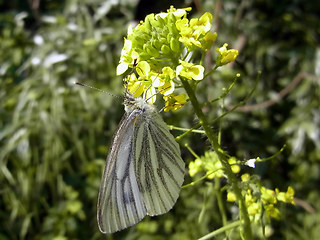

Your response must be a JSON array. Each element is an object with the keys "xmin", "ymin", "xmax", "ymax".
[
  {"xmin": 181, "ymin": 78, "xmax": 252, "ymax": 240},
  {"xmin": 203, "ymin": 65, "xmax": 218, "ymax": 79},
  {"xmin": 184, "ymin": 143, "xmax": 200, "ymax": 159},
  {"xmin": 215, "ymin": 178, "xmax": 227, "ymax": 228},
  {"xmin": 182, "ymin": 168, "xmax": 223, "ymax": 189},
  {"xmin": 168, "ymin": 125, "xmax": 205, "ymax": 134},
  {"xmin": 175, "ymin": 122, "xmax": 201, "ymax": 141},
  {"xmin": 198, "ymin": 220, "xmax": 241, "ymax": 240},
  {"xmin": 202, "ymin": 73, "xmax": 239, "ymax": 107}
]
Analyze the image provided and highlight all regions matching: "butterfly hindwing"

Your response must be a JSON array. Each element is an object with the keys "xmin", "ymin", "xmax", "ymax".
[{"xmin": 134, "ymin": 111, "xmax": 185, "ymax": 215}]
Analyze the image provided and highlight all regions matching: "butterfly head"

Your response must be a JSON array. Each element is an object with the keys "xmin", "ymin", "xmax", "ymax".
[{"xmin": 123, "ymin": 91, "xmax": 155, "ymax": 114}]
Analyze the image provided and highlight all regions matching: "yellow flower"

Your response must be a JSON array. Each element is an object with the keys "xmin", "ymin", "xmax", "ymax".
[
  {"xmin": 125, "ymin": 73, "xmax": 146, "ymax": 98},
  {"xmin": 248, "ymin": 202, "xmax": 261, "ymax": 216},
  {"xmin": 227, "ymin": 192, "xmax": 237, "ymax": 202},
  {"xmin": 158, "ymin": 5, "xmax": 191, "ymax": 19},
  {"xmin": 265, "ymin": 204, "xmax": 281, "ymax": 219},
  {"xmin": 203, "ymin": 152, "xmax": 224, "ymax": 179},
  {"xmin": 159, "ymin": 81, "xmax": 175, "ymax": 96},
  {"xmin": 202, "ymin": 32, "xmax": 217, "ymax": 51},
  {"xmin": 154, "ymin": 67, "xmax": 176, "ymax": 96},
  {"xmin": 176, "ymin": 18, "xmax": 189, "ymax": 31},
  {"xmin": 136, "ymin": 61, "xmax": 151, "ymax": 78},
  {"xmin": 124, "ymin": 61, "xmax": 159, "ymax": 103},
  {"xmin": 244, "ymin": 190, "xmax": 262, "ymax": 218},
  {"xmin": 245, "ymin": 189, "xmax": 254, "ymax": 204},
  {"xmin": 241, "ymin": 173, "xmax": 250, "ymax": 182},
  {"xmin": 188, "ymin": 158, "xmax": 202, "ymax": 177},
  {"xmin": 176, "ymin": 61, "xmax": 204, "ymax": 80},
  {"xmin": 116, "ymin": 39, "xmax": 139, "ymax": 75},
  {"xmin": 162, "ymin": 66, "xmax": 175, "ymax": 79},
  {"xmin": 190, "ymin": 12, "xmax": 213, "ymax": 37},
  {"xmin": 163, "ymin": 93, "xmax": 187, "ymax": 112},
  {"xmin": 176, "ymin": 18, "xmax": 202, "ymax": 48},
  {"xmin": 216, "ymin": 43, "xmax": 239, "ymax": 66},
  {"xmin": 229, "ymin": 157, "xmax": 240, "ymax": 173},
  {"xmin": 176, "ymin": 12, "xmax": 214, "ymax": 50},
  {"xmin": 188, "ymin": 151, "xmax": 229, "ymax": 179},
  {"xmin": 208, "ymin": 161, "xmax": 223, "ymax": 179},
  {"xmin": 276, "ymin": 186, "xmax": 295, "ymax": 205},
  {"xmin": 261, "ymin": 187, "xmax": 277, "ymax": 205}
]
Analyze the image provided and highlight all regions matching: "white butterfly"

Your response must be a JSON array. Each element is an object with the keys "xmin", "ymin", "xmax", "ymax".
[{"xmin": 97, "ymin": 92, "xmax": 185, "ymax": 233}]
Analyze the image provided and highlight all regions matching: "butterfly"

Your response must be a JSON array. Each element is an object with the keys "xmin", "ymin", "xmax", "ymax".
[{"xmin": 97, "ymin": 91, "xmax": 185, "ymax": 233}]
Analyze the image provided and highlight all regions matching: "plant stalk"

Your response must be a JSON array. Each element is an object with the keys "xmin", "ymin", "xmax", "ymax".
[{"xmin": 181, "ymin": 77, "xmax": 252, "ymax": 240}]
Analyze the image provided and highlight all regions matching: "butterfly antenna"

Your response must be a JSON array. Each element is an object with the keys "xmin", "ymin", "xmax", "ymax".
[
  {"xmin": 145, "ymin": 85, "xmax": 171, "ymax": 103},
  {"xmin": 74, "ymin": 82, "xmax": 122, "ymax": 99},
  {"xmin": 143, "ymin": 73, "xmax": 161, "ymax": 100},
  {"xmin": 144, "ymin": 84, "xmax": 152, "ymax": 100},
  {"xmin": 125, "ymin": 78, "xmax": 144, "ymax": 97}
]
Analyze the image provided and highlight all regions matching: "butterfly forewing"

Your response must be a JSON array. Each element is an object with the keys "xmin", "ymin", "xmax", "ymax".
[
  {"xmin": 97, "ymin": 110, "xmax": 147, "ymax": 233},
  {"xmin": 97, "ymin": 97, "xmax": 185, "ymax": 234}
]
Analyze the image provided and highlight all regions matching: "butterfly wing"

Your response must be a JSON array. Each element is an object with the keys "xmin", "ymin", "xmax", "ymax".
[
  {"xmin": 133, "ymin": 111, "xmax": 185, "ymax": 215},
  {"xmin": 97, "ymin": 106, "xmax": 185, "ymax": 233},
  {"xmin": 97, "ymin": 110, "xmax": 147, "ymax": 233}
]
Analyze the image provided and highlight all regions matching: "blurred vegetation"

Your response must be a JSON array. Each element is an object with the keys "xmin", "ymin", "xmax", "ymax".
[{"xmin": 0, "ymin": 0, "xmax": 319, "ymax": 239}]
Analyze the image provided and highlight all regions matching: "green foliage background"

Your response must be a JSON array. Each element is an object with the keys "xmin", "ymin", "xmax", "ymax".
[{"xmin": 1, "ymin": 0, "xmax": 319, "ymax": 239}]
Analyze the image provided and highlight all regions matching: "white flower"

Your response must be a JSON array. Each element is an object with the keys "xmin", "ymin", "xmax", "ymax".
[
  {"xmin": 33, "ymin": 35, "xmax": 43, "ymax": 45},
  {"xmin": 245, "ymin": 158, "xmax": 256, "ymax": 168}
]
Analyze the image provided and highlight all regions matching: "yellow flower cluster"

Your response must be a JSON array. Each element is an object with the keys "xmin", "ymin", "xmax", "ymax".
[
  {"xmin": 227, "ymin": 173, "xmax": 295, "ymax": 222},
  {"xmin": 176, "ymin": 12, "xmax": 217, "ymax": 51},
  {"xmin": 124, "ymin": 61, "xmax": 189, "ymax": 107},
  {"xmin": 189, "ymin": 152, "xmax": 295, "ymax": 222},
  {"xmin": 116, "ymin": 6, "xmax": 238, "ymax": 111},
  {"xmin": 188, "ymin": 151, "xmax": 240, "ymax": 179}
]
